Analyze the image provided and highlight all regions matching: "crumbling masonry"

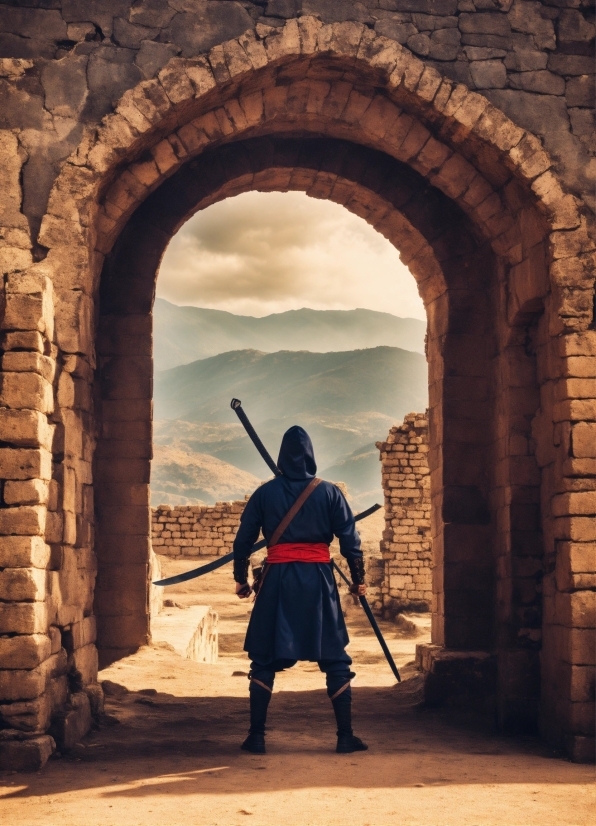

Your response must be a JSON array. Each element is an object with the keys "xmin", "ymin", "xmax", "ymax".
[
  {"xmin": 377, "ymin": 414, "xmax": 432, "ymax": 615},
  {"xmin": 0, "ymin": 2, "xmax": 594, "ymax": 770}
]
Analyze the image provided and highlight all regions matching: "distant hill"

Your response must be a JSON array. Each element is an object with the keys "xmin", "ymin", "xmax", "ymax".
[
  {"xmin": 153, "ymin": 346, "xmax": 428, "ymax": 501},
  {"xmin": 154, "ymin": 347, "xmax": 427, "ymax": 424},
  {"xmin": 151, "ymin": 445, "xmax": 259, "ymax": 507},
  {"xmin": 321, "ymin": 443, "xmax": 383, "ymax": 511},
  {"xmin": 154, "ymin": 299, "xmax": 426, "ymax": 370}
]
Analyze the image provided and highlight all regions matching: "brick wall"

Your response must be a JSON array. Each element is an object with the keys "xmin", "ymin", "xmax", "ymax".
[
  {"xmin": 376, "ymin": 414, "xmax": 432, "ymax": 616},
  {"xmin": 152, "ymin": 500, "xmax": 248, "ymax": 557}
]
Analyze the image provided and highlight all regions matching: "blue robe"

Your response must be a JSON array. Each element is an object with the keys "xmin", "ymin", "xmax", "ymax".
[{"xmin": 233, "ymin": 426, "xmax": 363, "ymax": 663}]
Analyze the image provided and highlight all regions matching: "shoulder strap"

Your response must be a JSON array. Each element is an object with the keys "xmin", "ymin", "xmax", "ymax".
[{"xmin": 269, "ymin": 477, "xmax": 323, "ymax": 547}]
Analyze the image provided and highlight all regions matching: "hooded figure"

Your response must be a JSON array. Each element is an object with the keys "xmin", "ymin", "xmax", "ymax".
[{"xmin": 233, "ymin": 425, "xmax": 367, "ymax": 754}]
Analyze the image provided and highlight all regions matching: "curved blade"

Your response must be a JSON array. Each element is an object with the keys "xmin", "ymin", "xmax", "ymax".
[
  {"xmin": 153, "ymin": 539, "xmax": 267, "ymax": 587},
  {"xmin": 153, "ymin": 505, "xmax": 382, "ymax": 587}
]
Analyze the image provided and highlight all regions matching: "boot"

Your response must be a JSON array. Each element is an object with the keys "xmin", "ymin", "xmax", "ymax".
[
  {"xmin": 331, "ymin": 687, "xmax": 368, "ymax": 754},
  {"xmin": 241, "ymin": 680, "xmax": 271, "ymax": 754}
]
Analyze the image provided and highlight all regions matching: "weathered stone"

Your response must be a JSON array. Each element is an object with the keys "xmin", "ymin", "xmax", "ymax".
[
  {"xmin": 459, "ymin": 12, "xmax": 511, "ymax": 36},
  {"xmin": 135, "ymin": 40, "xmax": 181, "ymax": 79},
  {"xmin": 50, "ymin": 691, "xmax": 92, "ymax": 750},
  {"xmin": 509, "ymin": 70, "xmax": 565, "ymax": 95},
  {"xmin": 428, "ymin": 27, "xmax": 461, "ymax": 60},
  {"xmin": 558, "ymin": 9, "xmax": 595, "ymax": 45},
  {"xmin": 548, "ymin": 54, "xmax": 595, "ymax": 77},
  {"xmin": 470, "ymin": 59, "xmax": 507, "ymax": 88},
  {"xmin": 0, "ymin": 634, "xmax": 51, "ymax": 669},
  {"xmin": 0, "ymin": 567, "xmax": 46, "ymax": 602},
  {"xmin": 407, "ymin": 33, "xmax": 431, "ymax": 57},
  {"xmin": 0, "ymin": 735, "xmax": 54, "ymax": 771},
  {"xmin": 41, "ymin": 55, "xmax": 89, "ymax": 118},
  {"xmin": 165, "ymin": 5, "xmax": 254, "ymax": 58},
  {"xmin": 0, "ymin": 535, "xmax": 50, "ymax": 569},
  {"xmin": 565, "ymin": 75, "xmax": 593, "ymax": 108},
  {"xmin": 87, "ymin": 46, "xmax": 142, "ymax": 105},
  {"xmin": 508, "ymin": 0, "xmax": 556, "ymax": 50},
  {"xmin": 113, "ymin": 17, "xmax": 159, "ymax": 49},
  {"xmin": 374, "ymin": 19, "xmax": 417, "ymax": 45}
]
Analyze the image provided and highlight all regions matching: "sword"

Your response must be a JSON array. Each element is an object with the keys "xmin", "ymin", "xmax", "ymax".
[
  {"xmin": 229, "ymin": 398, "xmax": 401, "ymax": 682},
  {"xmin": 153, "ymin": 503, "xmax": 381, "ymax": 587}
]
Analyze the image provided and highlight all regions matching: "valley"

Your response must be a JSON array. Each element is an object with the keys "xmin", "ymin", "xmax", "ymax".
[{"xmin": 151, "ymin": 305, "xmax": 428, "ymax": 507}]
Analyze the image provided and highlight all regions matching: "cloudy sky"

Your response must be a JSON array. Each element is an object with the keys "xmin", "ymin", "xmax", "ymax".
[{"xmin": 157, "ymin": 191, "xmax": 425, "ymax": 320}]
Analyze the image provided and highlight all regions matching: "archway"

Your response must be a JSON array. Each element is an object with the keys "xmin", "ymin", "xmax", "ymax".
[{"xmin": 6, "ymin": 18, "xmax": 592, "ymax": 762}]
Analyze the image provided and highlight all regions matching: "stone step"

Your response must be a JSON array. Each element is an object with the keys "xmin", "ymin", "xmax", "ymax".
[{"xmin": 151, "ymin": 606, "xmax": 218, "ymax": 664}]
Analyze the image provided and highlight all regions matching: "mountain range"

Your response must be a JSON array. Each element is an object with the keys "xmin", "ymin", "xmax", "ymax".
[
  {"xmin": 152, "ymin": 345, "xmax": 428, "ymax": 507},
  {"xmin": 154, "ymin": 299, "xmax": 426, "ymax": 370}
]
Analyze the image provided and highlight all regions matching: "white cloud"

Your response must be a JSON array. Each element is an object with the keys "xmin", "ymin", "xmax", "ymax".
[{"xmin": 157, "ymin": 190, "xmax": 425, "ymax": 320}]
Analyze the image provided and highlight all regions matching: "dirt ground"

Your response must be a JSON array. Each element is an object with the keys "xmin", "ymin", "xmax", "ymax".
[{"xmin": 1, "ymin": 555, "xmax": 593, "ymax": 826}]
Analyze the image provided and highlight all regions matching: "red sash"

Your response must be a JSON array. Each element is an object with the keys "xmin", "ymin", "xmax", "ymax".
[{"xmin": 267, "ymin": 542, "xmax": 330, "ymax": 564}]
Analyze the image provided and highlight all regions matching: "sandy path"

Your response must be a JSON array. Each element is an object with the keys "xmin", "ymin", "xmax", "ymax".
[{"xmin": 1, "ymin": 556, "xmax": 593, "ymax": 826}]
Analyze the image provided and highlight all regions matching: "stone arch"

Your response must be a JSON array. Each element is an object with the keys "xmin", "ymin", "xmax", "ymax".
[{"xmin": 3, "ymin": 17, "xmax": 593, "ymax": 763}]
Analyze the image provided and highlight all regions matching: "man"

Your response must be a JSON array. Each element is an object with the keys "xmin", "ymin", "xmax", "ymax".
[{"xmin": 233, "ymin": 424, "xmax": 368, "ymax": 755}]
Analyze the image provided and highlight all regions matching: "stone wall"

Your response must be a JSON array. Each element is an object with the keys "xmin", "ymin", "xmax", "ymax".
[
  {"xmin": 377, "ymin": 414, "xmax": 432, "ymax": 616},
  {"xmin": 0, "ymin": 0, "xmax": 592, "ymax": 226},
  {"xmin": 0, "ymin": 3, "xmax": 593, "ymax": 769},
  {"xmin": 152, "ymin": 500, "xmax": 247, "ymax": 558}
]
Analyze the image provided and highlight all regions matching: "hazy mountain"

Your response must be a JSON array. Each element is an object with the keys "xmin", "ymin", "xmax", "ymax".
[
  {"xmin": 154, "ymin": 347, "xmax": 427, "ymax": 424},
  {"xmin": 321, "ymin": 443, "xmax": 383, "ymax": 511},
  {"xmin": 153, "ymin": 346, "xmax": 428, "ymax": 501},
  {"xmin": 154, "ymin": 299, "xmax": 426, "ymax": 370},
  {"xmin": 151, "ymin": 445, "xmax": 259, "ymax": 507}
]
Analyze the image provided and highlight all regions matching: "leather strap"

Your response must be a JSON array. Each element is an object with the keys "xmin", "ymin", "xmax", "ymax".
[
  {"xmin": 330, "ymin": 681, "xmax": 351, "ymax": 701},
  {"xmin": 269, "ymin": 477, "xmax": 323, "ymax": 547},
  {"xmin": 250, "ymin": 677, "xmax": 273, "ymax": 694}
]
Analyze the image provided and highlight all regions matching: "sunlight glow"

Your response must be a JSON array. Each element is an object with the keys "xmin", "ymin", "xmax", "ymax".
[{"xmin": 157, "ymin": 191, "xmax": 425, "ymax": 319}]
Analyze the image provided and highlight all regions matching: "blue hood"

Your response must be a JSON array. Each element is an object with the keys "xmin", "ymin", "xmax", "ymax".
[{"xmin": 277, "ymin": 426, "xmax": 317, "ymax": 480}]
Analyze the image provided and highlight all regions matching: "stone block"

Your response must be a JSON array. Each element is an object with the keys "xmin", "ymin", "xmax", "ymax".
[
  {"xmin": 554, "ymin": 517, "xmax": 596, "ymax": 543},
  {"xmin": 1, "ymin": 331, "xmax": 45, "ymax": 354},
  {"xmin": 0, "ymin": 601, "xmax": 48, "ymax": 634},
  {"xmin": 566, "ymin": 75, "xmax": 593, "ymax": 108},
  {"xmin": 97, "ymin": 612, "xmax": 149, "ymax": 651},
  {"xmin": 565, "ymin": 735, "xmax": 596, "ymax": 764},
  {"xmin": 555, "ymin": 592, "xmax": 596, "ymax": 630},
  {"xmin": 571, "ymin": 423, "xmax": 596, "ymax": 458},
  {"xmin": 0, "ymin": 410, "xmax": 53, "ymax": 450},
  {"xmin": 0, "ymin": 693, "xmax": 51, "ymax": 733},
  {"xmin": 0, "ymin": 372, "xmax": 54, "ymax": 414},
  {"xmin": 0, "ymin": 567, "xmax": 46, "ymax": 601},
  {"xmin": 72, "ymin": 643, "xmax": 98, "ymax": 686},
  {"xmin": 50, "ymin": 691, "xmax": 92, "ymax": 751},
  {"xmin": 4, "ymin": 479, "xmax": 49, "ymax": 506},
  {"xmin": 460, "ymin": 12, "xmax": 511, "ymax": 35},
  {"xmin": 0, "ymin": 735, "xmax": 54, "ymax": 772},
  {"xmin": 509, "ymin": 70, "xmax": 564, "ymax": 96},
  {"xmin": 552, "ymin": 492, "xmax": 596, "ymax": 517},
  {"xmin": 0, "ymin": 506, "xmax": 46, "ymax": 537},
  {"xmin": 0, "ymin": 448, "xmax": 52, "ymax": 481},
  {"xmin": 2, "ymin": 294, "xmax": 48, "ymax": 334},
  {"xmin": 0, "ymin": 535, "xmax": 50, "ymax": 569},
  {"xmin": 0, "ymin": 635, "xmax": 51, "ymax": 669}
]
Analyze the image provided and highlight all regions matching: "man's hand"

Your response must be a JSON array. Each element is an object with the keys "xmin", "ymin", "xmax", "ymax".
[
  {"xmin": 236, "ymin": 581, "xmax": 252, "ymax": 599},
  {"xmin": 349, "ymin": 583, "xmax": 367, "ymax": 604}
]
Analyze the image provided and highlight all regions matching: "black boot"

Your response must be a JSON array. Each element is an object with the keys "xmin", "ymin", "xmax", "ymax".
[
  {"xmin": 241, "ymin": 680, "xmax": 271, "ymax": 754},
  {"xmin": 331, "ymin": 686, "xmax": 368, "ymax": 754}
]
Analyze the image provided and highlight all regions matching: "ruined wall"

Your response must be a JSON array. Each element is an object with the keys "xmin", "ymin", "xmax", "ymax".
[
  {"xmin": 0, "ymin": 1, "xmax": 593, "ymax": 770},
  {"xmin": 152, "ymin": 500, "xmax": 247, "ymax": 558},
  {"xmin": 0, "ymin": 0, "xmax": 593, "ymax": 233},
  {"xmin": 377, "ymin": 414, "xmax": 432, "ymax": 616}
]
